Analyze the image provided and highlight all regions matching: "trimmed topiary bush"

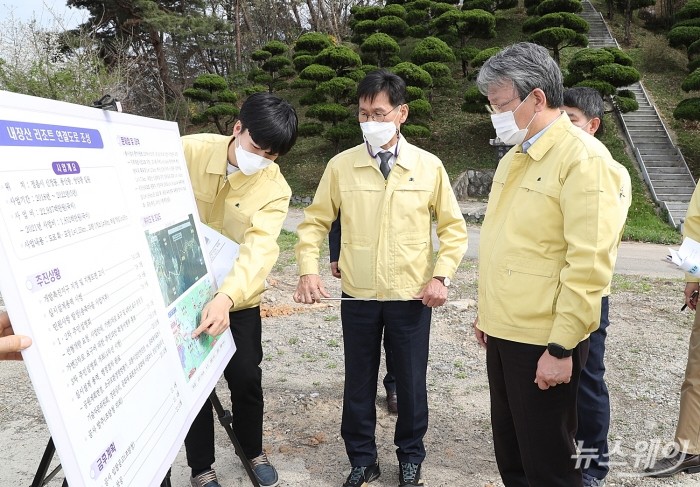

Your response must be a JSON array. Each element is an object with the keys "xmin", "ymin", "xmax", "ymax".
[
  {"xmin": 402, "ymin": 124, "xmax": 432, "ymax": 138},
  {"xmin": 614, "ymin": 95, "xmax": 639, "ymax": 112},
  {"xmin": 673, "ymin": 97, "xmax": 700, "ymax": 120}
]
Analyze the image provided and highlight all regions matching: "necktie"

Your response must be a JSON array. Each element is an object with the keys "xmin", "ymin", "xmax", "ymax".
[{"xmin": 378, "ymin": 151, "xmax": 392, "ymax": 180}]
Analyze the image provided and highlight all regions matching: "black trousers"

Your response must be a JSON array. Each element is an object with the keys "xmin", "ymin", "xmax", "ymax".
[
  {"xmin": 340, "ymin": 295, "xmax": 431, "ymax": 466},
  {"xmin": 185, "ymin": 306, "xmax": 264, "ymax": 470},
  {"xmin": 576, "ymin": 297, "xmax": 610, "ymax": 479},
  {"xmin": 487, "ymin": 335, "xmax": 589, "ymax": 487}
]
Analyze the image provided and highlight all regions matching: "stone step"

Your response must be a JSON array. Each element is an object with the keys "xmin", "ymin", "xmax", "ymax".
[
  {"xmin": 651, "ymin": 180, "xmax": 695, "ymax": 189},
  {"xmin": 644, "ymin": 174, "xmax": 691, "ymax": 182},
  {"xmin": 644, "ymin": 160, "xmax": 686, "ymax": 168},
  {"xmin": 647, "ymin": 167, "xmax": 693, "ymax": 175},
  {"xmin": 667, "ymin": 201, "xmax": 694, "ymax": 210}
]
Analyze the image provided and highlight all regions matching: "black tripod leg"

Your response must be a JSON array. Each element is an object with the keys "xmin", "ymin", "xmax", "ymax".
[
  {"xmin": 160, "ymin": 467, "xmax": 172, "ymax": 487},
  {"xmin": 31, "ymin": 438, "xmax": 68, "ymax": 487},
  {"xmin": 208, "ymin": 391, "xmax": 261, "ymax": 487}
]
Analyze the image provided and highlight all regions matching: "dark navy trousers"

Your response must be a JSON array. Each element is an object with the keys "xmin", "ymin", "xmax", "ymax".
[
  {"xmin": 576, "ymin": 296, "xmax": 611, "ymax": 479},
  {"xmin": 340, "ymin": 295, "xmax": 431, "ymax": 466}
]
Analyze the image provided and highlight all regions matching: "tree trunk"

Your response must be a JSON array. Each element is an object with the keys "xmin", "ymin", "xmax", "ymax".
[
  {"xmin": 624, "ymin": 0, "xmax": 632, "ymax": 45},
  {"xmin": 235, "ymin": 0, "xmax": 242, "ymax": 70},
  {"xmin": 306, "ymin": 0, "xmax": 320, "ymax": 31},
  {"xmin": 148, "ymin": 28, "xmax": 179, "ymax": 101}
]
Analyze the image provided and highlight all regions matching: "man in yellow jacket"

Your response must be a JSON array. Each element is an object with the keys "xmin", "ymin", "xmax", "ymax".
[
  {"xmin": 474, "ymin": 43, "xmax": 630, "ymax": 486},
  {"xmin": 645, "ymin": 185, "xmax": 700, "ymax": 478},
  {"xmin": 293, "ymin": 69, "xmax": 468, "ymax": 487},
  {"xmin": 181, "ymin": 92, "xmax": 297, "ymax": 487}
]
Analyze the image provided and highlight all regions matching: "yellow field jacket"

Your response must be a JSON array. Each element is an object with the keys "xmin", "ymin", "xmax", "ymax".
[
  {"xmin": 295, "ymin": 140, "xmax": 468, "ymax": 300},
  {"xmin": 477, "ymin": 115, "xmax": 631, "ymax": 349},
  {"xmin": 182, "ymin": 133, "xmax": 291, "ymax": 311}
]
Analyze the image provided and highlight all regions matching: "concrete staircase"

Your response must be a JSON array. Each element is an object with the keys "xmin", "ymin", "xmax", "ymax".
[{"xmin": 579, "ymin": 0, "xmax": 696, "ymax": 229}]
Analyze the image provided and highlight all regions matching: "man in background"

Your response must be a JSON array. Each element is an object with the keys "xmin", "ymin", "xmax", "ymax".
[{"xmin": 562, "ymin": 86, "xmax": 631, "ymax": 487}]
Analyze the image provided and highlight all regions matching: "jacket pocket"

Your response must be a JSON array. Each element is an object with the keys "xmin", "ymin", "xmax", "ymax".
[
  {"xmin": 394, "ymin": 232, "xmax": 432, "ymax": 290},
  {"xmin": 339, "ymin": 240, "xmax": 375, "ymax": 290},
  {"xmin": 495, "ymin": 257, "xmax": 561, "ymax": 324}
]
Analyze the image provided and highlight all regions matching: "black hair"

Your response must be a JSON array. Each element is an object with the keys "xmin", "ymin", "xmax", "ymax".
[
  {"xmin": 563, "ymin": 86, "xmax": 605, "ymax": 136},
  {"xmin": 238, "ymin": 92, "xmax": 298, "ymax": 156},
  {"xmin": 357, "ymin": 69, "xmax": 407, "ymax": 106}
]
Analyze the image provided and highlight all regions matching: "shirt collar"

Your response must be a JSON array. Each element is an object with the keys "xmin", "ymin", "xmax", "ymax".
[{"xmin": 521, "ymin": 115, "xmax": 561, "ymax": 153}]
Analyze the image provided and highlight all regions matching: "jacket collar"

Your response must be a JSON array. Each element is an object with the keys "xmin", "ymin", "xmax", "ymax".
[
  {"xmin": 522, "ymin": 113, "xmax": 572, "ymax": 162},
  {"xmin": 353, "ymin": 137, "xmax": 417, "ymax": 171},
  {"xmin": 205, "ymin": 135, "xmax": 234, "ymax": 176}
]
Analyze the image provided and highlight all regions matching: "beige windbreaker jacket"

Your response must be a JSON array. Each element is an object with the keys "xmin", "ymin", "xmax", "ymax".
[
  {"xmin": 182, "ymin": 133, "xmax": 291, "ymax": 311},
  {"xmin": 295, "ymin": 139, "xmax": 468, "ymax": 300},
  {"xmin": 477, "ymin": 115, "xmax": 631, "ymax": 350}
]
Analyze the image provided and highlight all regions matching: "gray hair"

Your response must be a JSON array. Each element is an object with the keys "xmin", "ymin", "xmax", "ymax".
[{"xmin": 476, "ymin": 42, "xmax": 563, "ymax": 108}]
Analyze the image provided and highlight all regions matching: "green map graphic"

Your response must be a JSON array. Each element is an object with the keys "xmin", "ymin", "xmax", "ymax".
[{"xmin": 169, "ymin": 272, "xmax": 217, "ymax": 381}]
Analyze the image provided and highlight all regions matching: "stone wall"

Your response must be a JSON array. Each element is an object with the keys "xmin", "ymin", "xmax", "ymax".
[{"xmin": 452, "ymin": 169, "xmax": 495, "ymax": 199}]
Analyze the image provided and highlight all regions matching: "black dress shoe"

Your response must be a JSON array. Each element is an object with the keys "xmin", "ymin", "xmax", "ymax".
[
  {"xmin": 386, "ymin": 389, "xmax": 398, "ymax": 414},
  {"xmin": 644, "ymin": 451, "xmax": 700, "ymax": 477}
]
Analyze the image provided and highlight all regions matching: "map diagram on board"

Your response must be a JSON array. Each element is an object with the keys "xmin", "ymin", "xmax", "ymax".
[
  {"xmin": 169, "ymin": 278, "xmax": 217, "ymax": 381},
  {"xmin": 147, "ymin": 214, "xmax": 208, "ymax": 306}
]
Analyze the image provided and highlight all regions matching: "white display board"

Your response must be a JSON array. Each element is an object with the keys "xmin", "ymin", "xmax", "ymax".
[{"xmin": 0, "ymin": 91, "xmax": 235, "ymax": 487}]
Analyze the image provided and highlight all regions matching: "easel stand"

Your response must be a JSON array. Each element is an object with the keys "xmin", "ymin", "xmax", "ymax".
[{"xmin": 30, "ymin": 391, "xmax": 259, "ymax": 487}]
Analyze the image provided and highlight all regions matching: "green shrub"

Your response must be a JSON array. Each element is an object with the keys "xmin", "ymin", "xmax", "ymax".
[
  {"xmin": 293, "ymin": 55, "xmax": 316, "ymax": 72},
  {"xmin": 406, "ymin": 86, "xmax": 427, "ymax": 101},
  {"xmin": 614, "ymin": 95, "xmax": 639, "ymax": 112},
  {"xmin": 295, "ymin": 32, "xmax": 334, "ymax": 54},
  {"xmin": 306, "ymin": 103, "xmax": 352, "ymax": 122},
  {"xmin": 668, "ymin": 26, "xmax": 700, "ymax": 49},
  {"xmin": 408, "ymin": 98, "xmax": 433, "ymax": 117},
  {"xmin": 392, "ymin": 62, "xmax": 433, "ymax": 88},
  {"xmin": 536, "ymin": 0, "xmax": 582, "ymax": 15},
  {"xmin": 568, "ymin": 48, "xmax": 615, "ymax": 73},
  {"xmin": 402, "ymin": 124, "xmax": 432, "ymax": 138},
  {"xmin": 682, "ymin": 68, "xmax": 700, "ymax": 92},
  {"xmin": 298, "ymin": 122, "xmax": 325, "ymax": 137},
  {"xmin": 602, "ymin": 47, "xmax": 634, "ymax": 66},
  {"xmin": 192, "ymin": 73, "xmax": 229, "ymax": 91},
  {"xmin": 472, "ymin": 46, "xmax": 501, "ymax": 67},
  {"xmin": 591, "ymin": 63, "xmax": 641, "ymax": 85},
  {"xmin": 575, "ymin": 79, "xmax": 617, "ymax": 96},
  {"xmin": 300, "ymin": 64, "xmax": 337, "ymax": 82},
  {"xmin": 673, "ymin": 97, "xmax": 700, "ymax": 120},
  {"xmin": 411, "ymin": 36, "xmax": 457, "ymax": 65}
]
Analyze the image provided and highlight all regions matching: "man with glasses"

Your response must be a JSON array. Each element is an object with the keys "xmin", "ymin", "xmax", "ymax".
[
  {"xmin": 474, "ymin": 43, "xmax": 630, "ymax": 486},
  {"xmin": 293, "ymin": 69, "xmax": 468, "ymax": 487},
  {"xmin": 180, "ymin": 92, "xmax": 298, "ymax": 487}
]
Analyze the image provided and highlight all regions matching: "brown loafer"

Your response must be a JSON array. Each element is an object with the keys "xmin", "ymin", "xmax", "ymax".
[
  {"xmin": 386, "ymin": 390, "xmax": 398, "ymax": 414},
  {"xmin": 644, "ymin": 451, "xmax": 700, "ymax": 477}
]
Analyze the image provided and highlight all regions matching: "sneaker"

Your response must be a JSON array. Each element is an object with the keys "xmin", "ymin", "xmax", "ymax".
[
  {"xmin": 249, "ymin": 451, "xmax": 280, "ymax": 487},
  {"xmin": 343, "ymin": 461, "xmax": 381, "ymax": 486},
  {"xmin": 582, "ymin": 472, "xmax": 605, "ymax": 487},
  {"xmin": 190, "ymin": 469, "xmax": 221, "ymax": 487},
  {"xmin": 399, "ymin": 462, "xmax": 423, "ymax": 486}
]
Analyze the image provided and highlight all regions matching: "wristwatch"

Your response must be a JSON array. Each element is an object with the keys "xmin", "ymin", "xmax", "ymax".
[
  {"xmin": 433, "ymin": 276, "xmax": 451, "ymax": 287},
  {"xmin": 547, "ymin": 343, "xmax": 573, "ymax": 359}
]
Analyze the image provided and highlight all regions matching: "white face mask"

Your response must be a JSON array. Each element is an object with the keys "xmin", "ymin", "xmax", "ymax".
[
  {"xmin": 234, "ymin": 138, "xmax": 274, "ymax": 176},
  {"xmin": 490, "ymin": 93, "xmax": 536, "ymax": 146},
  {"xmin": 360, "ymin": 121, "xmax": 398, "ymax": 148}
]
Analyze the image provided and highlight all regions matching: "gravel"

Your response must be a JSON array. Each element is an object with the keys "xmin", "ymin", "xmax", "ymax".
[{"xmin": 2, "ymin": 255, "xmax": 699, "ymax": 486}]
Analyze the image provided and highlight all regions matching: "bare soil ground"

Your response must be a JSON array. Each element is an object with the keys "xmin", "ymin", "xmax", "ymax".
[{"xmin": 2, "ymin": 253, "xmax": 700, "ymax": 487}]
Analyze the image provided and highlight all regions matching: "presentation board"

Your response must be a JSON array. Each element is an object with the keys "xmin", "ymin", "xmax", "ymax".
[{"xmin": 0, "ymin": 91, "xmax": 235, "ymax": 486}]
